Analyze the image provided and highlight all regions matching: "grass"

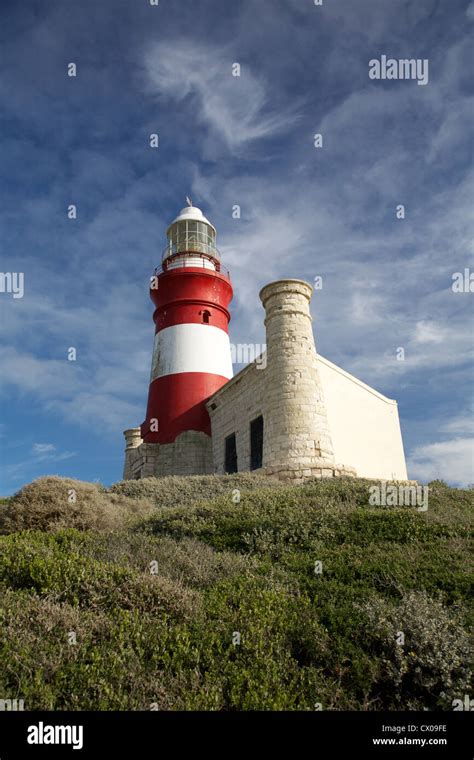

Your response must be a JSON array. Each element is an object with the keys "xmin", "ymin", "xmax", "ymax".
[{"xmin": 0, "ymin": 474, "xmax": 472, "ymax": 710}]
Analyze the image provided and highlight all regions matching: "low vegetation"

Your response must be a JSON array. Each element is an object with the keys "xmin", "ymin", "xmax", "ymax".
[{"xmin": 0, "ymin": 474, "xmax": 471, "ymax": 710}]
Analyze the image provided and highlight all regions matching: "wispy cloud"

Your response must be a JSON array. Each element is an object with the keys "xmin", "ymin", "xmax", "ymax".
[
  {"xmin": 408, "ymin": 437, "xmax": 474, "ymax": 486},
  {"xmin": 1, "ymin": 442, "xmax": 77, "ymax": 490},
  {"xmin": 440, "ymin": 410, "xmax": 474, "ymax": 436},
  {"xmin": 143, "ymin": 40, "xmax": 301, "ymax": 154},
  {"xmin": 32, "ymin": 443, "xmax": 56, "ymax": 457},
  {"xmin": 31, "ymin": 442, "xmax": 75, "ymax": 463}
]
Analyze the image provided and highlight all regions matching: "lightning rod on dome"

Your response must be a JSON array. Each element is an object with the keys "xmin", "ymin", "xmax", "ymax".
[{"xmin": 186, "ymin": 196, "xmax": 193, "ymax": 207}]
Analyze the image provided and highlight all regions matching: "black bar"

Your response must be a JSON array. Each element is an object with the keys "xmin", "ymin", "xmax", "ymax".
[{"xmin": 0, "ymin": 711, "xmax": 471, "ymax": 758}]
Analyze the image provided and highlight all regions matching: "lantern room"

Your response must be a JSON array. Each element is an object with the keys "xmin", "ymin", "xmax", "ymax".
[{"xmin": 163, "ymin": 199, "xmax": 220, "ymax": 271}]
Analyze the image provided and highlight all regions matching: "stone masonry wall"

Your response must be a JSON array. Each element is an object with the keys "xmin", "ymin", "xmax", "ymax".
[
  {"xmin": 206, "ymin": 361, "xmax": 266, "ymax": 474},
  {"xmin": 123, "ymin": 429, "xmax": 213, "ymax": 480},
  {"xmin": 206, "ymin": 279, "xmax": 356, "ymax": 482}
]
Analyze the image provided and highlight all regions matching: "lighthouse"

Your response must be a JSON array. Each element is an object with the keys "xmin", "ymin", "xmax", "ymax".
[
  {"xmin": 140, "ymin": 200, "xmax": 233, "ymax": 446},
  {"xmin": 123, "ymin": 199, "xmax": 407, "ymax": 483}
]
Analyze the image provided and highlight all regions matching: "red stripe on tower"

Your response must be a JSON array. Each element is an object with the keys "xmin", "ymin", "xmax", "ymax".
[{"xmin": 141, "ymin": 200, "xmax": 233, "ymax": 444}]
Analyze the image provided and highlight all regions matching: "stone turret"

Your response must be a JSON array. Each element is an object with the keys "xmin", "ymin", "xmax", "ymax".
[
  {"xmin": 259, "ymin": 279, "xmax": 355, "ymax": 480},
  {"xmin": 123, "ymin": 428, "xmax": 143, "ymax": 480}
]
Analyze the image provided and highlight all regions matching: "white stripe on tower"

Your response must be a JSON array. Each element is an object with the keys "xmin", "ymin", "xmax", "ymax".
[{"xmin": 150, "ymin": 323, "xmax": 234, "ymax": 382}]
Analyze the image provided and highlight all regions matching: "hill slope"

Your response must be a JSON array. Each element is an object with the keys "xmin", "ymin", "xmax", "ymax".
[{"xmin": 0, "ymin": 474, "xmax": 472, "ymax": 710}]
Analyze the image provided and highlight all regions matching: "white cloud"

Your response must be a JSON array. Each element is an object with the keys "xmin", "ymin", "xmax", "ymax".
[
  {"xmin": 441, "ymin": 411, "xmax": 474, "ymax": 435},
  {"xmin": 186, "ymin": 153, "xmax": 473, "ymax": 392},
  {"xmin": 408, "ymin": 437, "xmax": 474, "ymax": 486},
  {"xmin": 0, "ymin": 345, "xmax": 145, "ymax": 434},
  {"xmin": 0, "ymin": 280, "xmax": 151, "ymax": 435},
  {"xmin": 32, "ymin": 443, "xmax": 56, "ymax": 456},
  {"xmin": 350, "ymin": 290, "xmax": 386, "ymax": 326},
  {"xmin": 413, "ymin": 321, "xmax": 445, "ymax": 345},
  {"xmin": 31, "ymin": 442, "xmax": 75, "ymax": 463},
  {"xmin": 1, "ymin": 442, "xmax": 77, "ymax": 488},
  {"xmin": 143, "ymin": 41, "xmax": 300, "ymax": 153}
]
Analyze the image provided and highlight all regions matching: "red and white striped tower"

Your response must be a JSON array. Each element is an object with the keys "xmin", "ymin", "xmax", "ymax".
[{"xmin": 140, "ymin": 200, "xmax": 233, "ymax": 444}]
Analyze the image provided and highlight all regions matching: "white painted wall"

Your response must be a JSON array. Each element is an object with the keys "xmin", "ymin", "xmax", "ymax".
[
  {"xmin": 317, "ymin": 355, "xmax": 408, "ymax": 480},
  {"xmin": 150, "ymin": 323, "xmax": 233, "ymax": 381}
]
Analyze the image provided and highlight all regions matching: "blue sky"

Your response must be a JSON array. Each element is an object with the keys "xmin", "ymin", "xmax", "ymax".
[{"xmin": 0, "ymin": 0, "xmax": 473, "ymax": 493}]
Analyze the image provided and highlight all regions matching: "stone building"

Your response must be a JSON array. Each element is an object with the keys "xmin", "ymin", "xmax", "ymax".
[{"xmin": 123, "ymin": 203, "xmax": 407, "ymax": 482}]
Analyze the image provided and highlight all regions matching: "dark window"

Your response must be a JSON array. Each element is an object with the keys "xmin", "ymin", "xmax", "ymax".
[
  {"xmin": 225, "ymin": 433, "xmax": 238, "ymax": 473},
  {"xmin": 202, "ymin": 310, "xmax": 211, "ymax": 324},
  {"xmin": 250, "ymin": 415, "xmax": 263, "ymax": 470}
]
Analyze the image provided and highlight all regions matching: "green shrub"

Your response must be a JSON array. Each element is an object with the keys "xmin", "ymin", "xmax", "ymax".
[
  {"xmin": 0, "ymin": 475, "xmax": 471, "ymax": 711},
  {"xmin": 1, "ymin": 477, "xmax": 154, "ymax": 533},
  {"xmin": 0, "ymin": 589, "xmax": 178, "ymax": 710},
  {"xmin": 139, "ymin": 486, "xmax": 470, "ymax": 556},
  {"xmin": 77, "ymin": 532, "xmax": 254, "ymax": 588},
  {"xmin": 0, "ymin": 531, "xmax": 201, "ymax": 620},
  {"xmin": 109, "ymin": 472, "xmax": 287, "ymax": 507},
  {"xmin": 357, "ymin": 591, "xmax": 471, "ymax": 708}
]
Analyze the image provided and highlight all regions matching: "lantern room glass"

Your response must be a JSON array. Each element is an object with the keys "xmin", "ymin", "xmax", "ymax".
[{"xmin": 165, "ymin": 220, "xmax": 218, "ymax": 260}]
